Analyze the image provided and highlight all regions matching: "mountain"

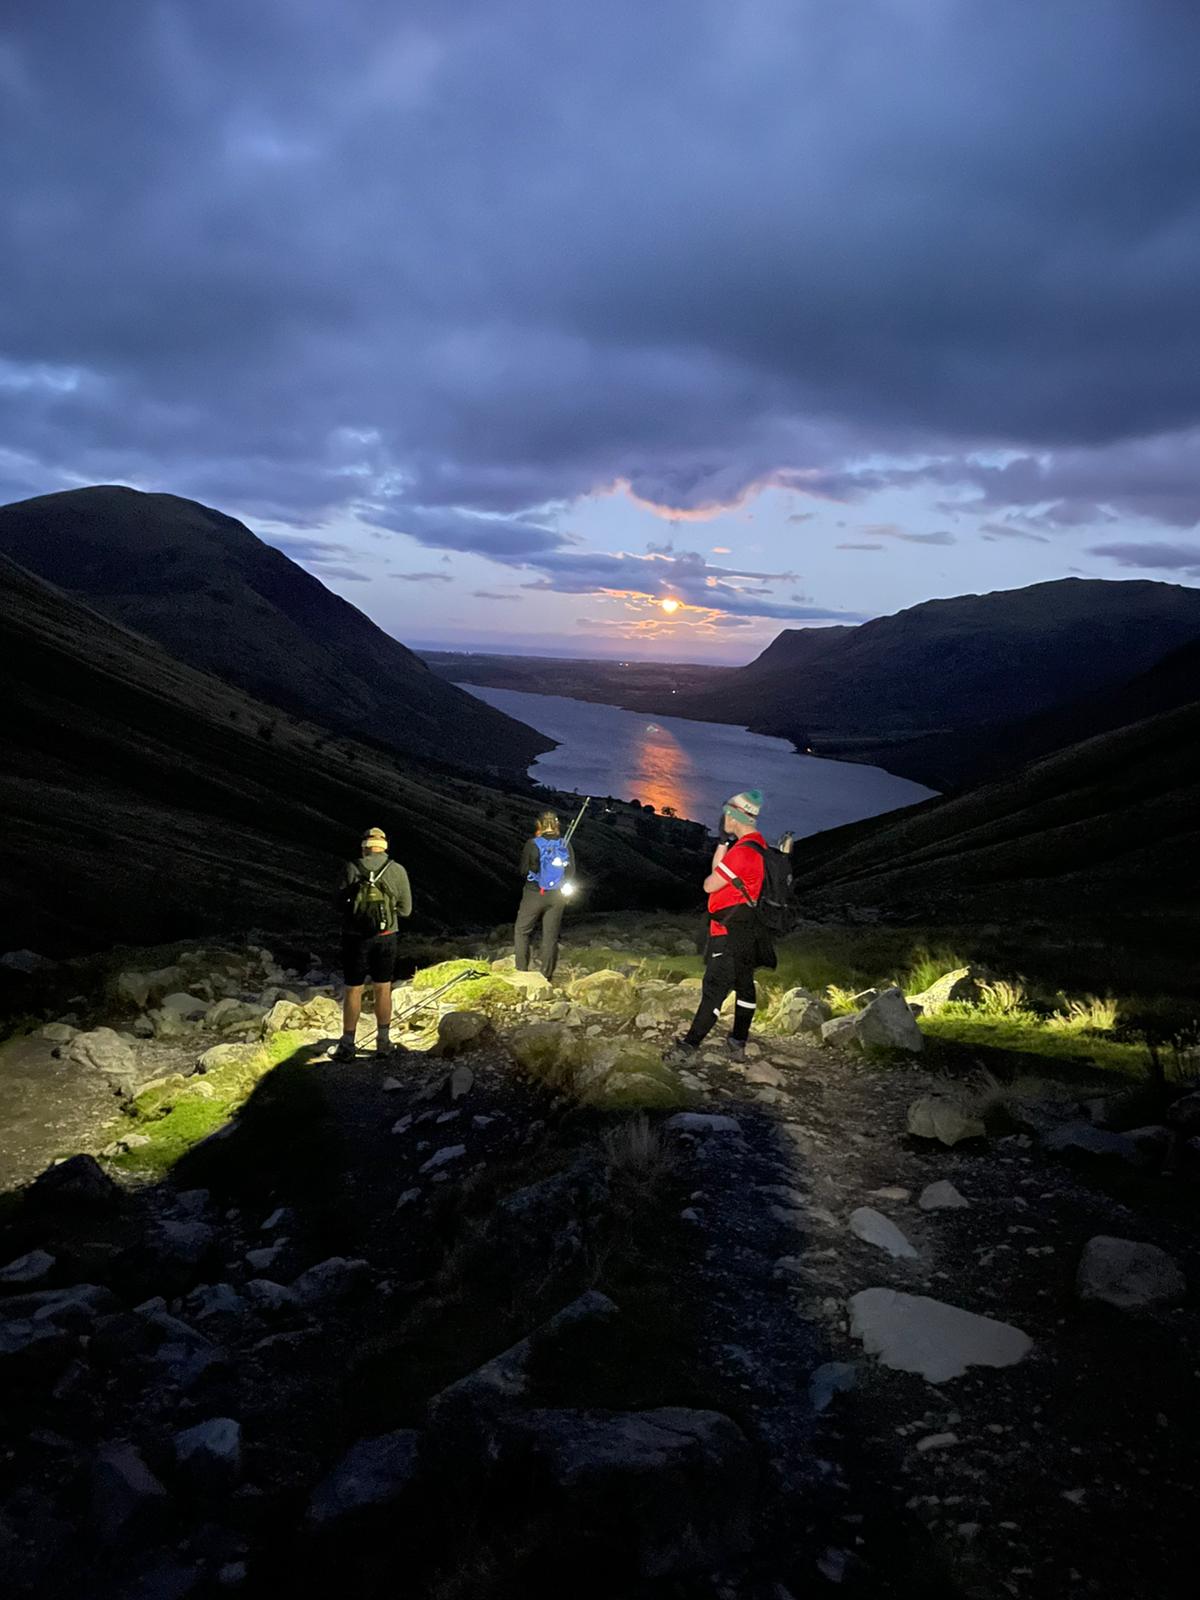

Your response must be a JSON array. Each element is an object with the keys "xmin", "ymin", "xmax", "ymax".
[
  {"xmin": 844, "ymin": 635, "xmax": 1200, "ymax": 789},
  {"xmin": 0, "ymin": 554, "xmax": 703, "ymax": 958},
  {"xmin": 0, "ymin": 485, "xmax": 551, "ymax": 774},
  {"xmin": 672, "ymin": 579, "xmax": 1200, "ymax": 781},
  {"xmin": 786, "ymin": 694, "xmax": 1200, "ymax": 943}
]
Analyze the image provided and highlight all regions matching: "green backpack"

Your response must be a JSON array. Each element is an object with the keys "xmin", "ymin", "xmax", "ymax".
[{"xmin": 350, "ymin": 859, "xmax": 396, "ymax": 935}]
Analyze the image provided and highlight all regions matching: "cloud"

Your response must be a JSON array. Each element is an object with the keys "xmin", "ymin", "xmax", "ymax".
[
  {"xmin": 472, "ymin": 589, "xmax": 522, "ymax": 600},
  {"xmin": 979, "ymin": 520, "xmax": 1051, "ymax": 544},
  {"xmin": 0, "ymin": 0, "xmax": 1197, "ymax": 549},
  {"xmin": 312, "ymin": 564, "xmax": 369, "ymax": 582},
  {"xmin": 860, "ymin": 523, "xmax": 957, "ymax": 546},
  {"xmin": 389, "ymin": 570, "xmax": 454, "ymax": 582},
  {"xmin": 1088, "ymin": 540, "xmax": 1200, "ymax": 576},
  {"xmin": 837, "ymin": 542, "xmax": 885, "ymax": 552}
]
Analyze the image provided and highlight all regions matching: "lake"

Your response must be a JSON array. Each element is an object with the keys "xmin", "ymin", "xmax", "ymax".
[{"xmin": 463, "ymin": 684, "xmax": 937, "ymax": 837}]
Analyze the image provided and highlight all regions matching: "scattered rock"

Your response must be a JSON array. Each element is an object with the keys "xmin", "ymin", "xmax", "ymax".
[
  {"xmin": 159, "ymin": 991, "xmax": 210, "ymax": 1022},
  {"xmin": 665, "ymin": 1112, "xmax": 741, "ymax": 1136},
  {"xmin": 174, "ymin": 1417, "xmax": 242, "ymax": 1488},
  {"xmin": 907, "ymin": 1097, "xmax": 986, "ymax": 1147},
  {"xmin": 1166, "ymin": 1090, "xmax": 1200, "ymax": 1137},
  {"xmin": 568, "ymin": 970, "xmax": 639, "ymax": 1013},
  {"xmin": 853, "ymin": 987, "xmax": 924, "ymax": 1053},
  {"xmin": 848, "ymin": 1206, "xmax": 919, "ymax": 1259},
  {"xmin": 1076, "ymin": 1236, "xmax": 1187, "ymax": 1310},
  {"xmin": 290, "ymin": 1257, "xmax": 371, "ymax": 1308},
  {"xmin": 504, "ymin": 969, "xmax": 552, "ymax": 993},
  {"xmin": 448, "ymin": 1063, "xmax": 476, "ymax": 1099},
  {"xmin": 437, "ymin": 1012, "xmax": 491, "ymax": 1056},
  {"xmin": 39, "ymin": 1022, "xmax": 77, "ymax": 1044},
  {"xmin": 28, "ymin": 1153, "xmax": 120, "ymax": 1207},
  {"xmin": 768, "ymin": 988, "xmax": 831, "ymax": 1036},
  {"xmin": 820, "ymin": 1013, "xmax": 859, "ymax": 1047},
  {"xmin": 91, "ymin": 1443, "xmax": 168, "ymax": 1543},
  {"xmin": 419, "ymin": 1144, "xmax": 467, "ymax": 1174},
  {"xmin": 849, "ymin": 1287, "xmax": 1033, "ymax": 1383},
  {"xmin": 918, "ymin": 1181, "xmax": 969, "ymax": 1211},
  {"xmin": 244, "ymin": 1279, "xmax": 297, "ymax": 1314},
  {"xmin": 0, "ymin": 1248, "xmax": 56, "ymax": 1286},
  {"xmin": 308, "ymin": 1429, "xmax": 423, "ymax": 1526},
  {"xmin": 68, "ymin": 1028, "xmax": 138, "ymax": 1090},
  {"xmin": 869, "ymin": 1186, "xmax": 911, "ymax": 1203},
  {"xmin": 746, "ymin": 1061, "xmax": 786, "ymax": 1088},
  {"xmin": 155, "ymin": 1219, "xmax": 218, "ymax": 1265},
  {"xmin": 907, "ymin": 967, "xmax": 985, "ymax": 1015},
  {"xmin": 1042, "ymin": 1123, "xmax": 1141, "ymax": 1165},
  {"xmin": 915, "ymin": 1431, "xmax": 958, "ymax": 1452},
  {"xmin": 808, "ymin": 1361, "xmax": 857, "ymax": 1413}
]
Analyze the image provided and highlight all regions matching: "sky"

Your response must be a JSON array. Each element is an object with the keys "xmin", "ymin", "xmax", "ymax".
[{"xmin": 2, "ymin": 0, "xmax": 1199, "ymax": 663}]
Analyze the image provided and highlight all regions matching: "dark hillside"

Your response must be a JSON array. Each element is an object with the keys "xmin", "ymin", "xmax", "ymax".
[
  {"xmin": 672, "ymin": 579, "xmax": 1200, "ymax": 778},
  {"xmin": 0, "ymin": 486, "xmax": 551, "ymax": 774},
  {"xmin": 787, "ymin": 697, "xmax": 1200, "ymax": 939},
  {"xmin": 0, "ymin": 555, "xmax": 702, "ymax": 958}
]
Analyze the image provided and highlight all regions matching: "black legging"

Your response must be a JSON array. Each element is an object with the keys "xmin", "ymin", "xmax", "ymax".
[
  {"xmin": 514, "ymin": 886, "xmax": 566, "ymax": 980},
  {"xmin": 684, "ymin": 917, "xmax": 758, "ymax": 1045}
]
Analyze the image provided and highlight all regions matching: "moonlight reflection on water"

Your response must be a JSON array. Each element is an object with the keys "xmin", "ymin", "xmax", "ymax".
[{"xmin": 463, "ymin": 685, "xmax": 936, "ymax": 838}]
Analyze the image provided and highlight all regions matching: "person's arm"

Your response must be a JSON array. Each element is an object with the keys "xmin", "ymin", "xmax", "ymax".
[
  {"xmin": 702, "ymin": 840, "xmax": 731, "ymax": 894},
  {"xmin": 386, "ymin": 862, "xmax": 413, "ymax": 919},
  {"xmin": 520, "ymin": 839, "xmax": 538, "ymax": 880},
  {"xmin": 335, "ymin": 862, "xmax": 355, "ymax": 911}
]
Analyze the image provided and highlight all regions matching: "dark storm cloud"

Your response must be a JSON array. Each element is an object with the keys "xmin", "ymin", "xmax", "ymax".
[
  {"xmin": 1089, "ymin": 541, "xmax": 1200, "ymax": 577},
  {"xmin": 2, "ymin": 0, "xmax": 1199, "ymax": 559}
]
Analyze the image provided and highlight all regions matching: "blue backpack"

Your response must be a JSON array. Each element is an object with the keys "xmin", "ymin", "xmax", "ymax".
[{"xmin": 530, "ymin": 836, "xmax": 570, "ymax": 892}]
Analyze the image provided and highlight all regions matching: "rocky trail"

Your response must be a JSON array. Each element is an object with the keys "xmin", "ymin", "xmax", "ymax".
[{"xmin": 1, "ymin": 930, "xmax": 1197, "ymax": 1599}]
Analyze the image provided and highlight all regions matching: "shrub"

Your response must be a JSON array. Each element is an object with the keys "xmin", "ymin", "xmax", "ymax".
[{"xmin": 1047, "ymin": 995, "xmax": 1120, "ymax": 1034}]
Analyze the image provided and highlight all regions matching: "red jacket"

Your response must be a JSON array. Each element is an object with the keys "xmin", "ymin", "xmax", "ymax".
[{"xmin": 707, "ymin": 831, "xmax": 766, "ymax": 934}]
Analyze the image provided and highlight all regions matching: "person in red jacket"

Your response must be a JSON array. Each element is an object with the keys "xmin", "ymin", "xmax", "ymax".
[{"xmin": 667, "ymin": 789, "xmax": 767, "ymax": 1060}]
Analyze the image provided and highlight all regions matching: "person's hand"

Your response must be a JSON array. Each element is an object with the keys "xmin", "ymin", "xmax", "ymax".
[{"xmin": 712, "ymin": 840, "xmax": 729, "ymax": 869}]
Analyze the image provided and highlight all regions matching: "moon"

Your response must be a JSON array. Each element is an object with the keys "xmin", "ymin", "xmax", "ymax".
[{"xmin": 660, "ymin": 597, "xmax": 680, "ymax": 613}]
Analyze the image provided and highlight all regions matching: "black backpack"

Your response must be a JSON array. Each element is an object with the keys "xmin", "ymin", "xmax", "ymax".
[
  {"xmin": 744, "ymin": 840, "xmax": 796, "ymax": 937},
  {"xmin": 348, "ymin": 859, "xmax": 397, "ymax": 935}
]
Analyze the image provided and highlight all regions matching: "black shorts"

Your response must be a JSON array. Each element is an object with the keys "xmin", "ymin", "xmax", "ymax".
[{"xmin": 341, "ymin": 932, "xmax": 398, "ymax": 988}]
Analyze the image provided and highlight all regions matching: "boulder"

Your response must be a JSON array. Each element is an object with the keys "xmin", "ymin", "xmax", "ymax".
[
  {"xmin": 488, "ymin": 1407, "xmax": 755, "ymax": 1579},
  {"xmin": 746, "ymin": 1061, "xmax": 786, "ymax": 1088},
  {"xmin": 263, "ymin": 995, "xmax": 341, "ymax": 1035},
  {"xmin": 309, "ymin": 1429, "xmax": 422, "ymax": 1526},
  {"xmin": 918, "ymin": 1181, "xmax": 969, "ymax": 1211},
  {"xmin": 174, "ymin": 1417, "xmax": 242, "ymax": 1488},
  {"xmin": 3, "ymin": 1283, "xmax": 118, "ymax": 1328},
  {"xmin": 197, "ymin": 1041, "xmax": 260, "ymax": 1075},
  {"xmin": 907, "ymin": 967, "xmax": 985, "ymax": 1016},
  {"xmin": 820, "ymin": 1013, "xmax": 860, "ymax": 1047},
  {"xmin": 665, "ymin": 1112, "xmax": 742, "ymax": 1136},
  {"xmin": 290, "ymin": 1257, "xmax": 371, "ymax": 1307},
  {"xmin": 0, "ymin": 1248, "xmax": 56, "ymax": 1286},
  {"xmin": 91, "ymin": 1443, "xmax": 168, "ymax": 1543},
  {"xmin": 853, "ymin": 987, "xmax": 924, "ymax": 1053},
  {"xmin": 437, "ymin": 1012, "xmax": 492, "ymax": 1056},
  {"xmin": 849, "ymin": 1288, "xmax": 1032, "ymax": 1383},
  {"xmin": 907, "ymin": 1097, "xmax": 986, "ymax": 1147},
  {"xmin": 1042, "ymin": 1123, "xmax": 1141, "ymax": 1165},
  {"xmin": 39, "ymin": 1022, "xmax": 77, "ymax": 1044},
  {"xmin": 766, "ymin": 987, "xmax": 830, "ymax": 1036},
  {"xmin": 808, "ymin": 1361, "xmax": 857, "ymax": 1413},
  {"xmin": 159, "ymin": 992, "xmax": 210, "ymax": 1022},
  {"xmin": 0, "ymin": 948, "xmax": 55, "ymax": 973},
  {"xmin": 848, "ymin": 1206, "xmax": 918, "ymax": 1259},
  {"xmin": 419, "ymin": 1145, "xmax": 467, "ymax": 1174},
  {"xmin": 1166, "ymin": 1091, "xmax": 1200, "ymax": 1137},
  {"xmin": 1076, "ymin": 1236, "xmax": 1186, "ymax": 1310},
  {"xmin": 504, "ymin": 970, "xmax": 552, "ymax": 993},
  {"xmin": 207, "ymin": 998, "xmax": 266, "ymax": 1031},
  {"xmin": 28, "ymin": 1154, "xmax": 119, "ymax": 1207},
  {"xmin": 568, "ymin": 970, "xmax": 639, "ymax": 1014},
  {"xmin": 507, "ymin": 1021, "xmax": 579, "ymax": 1084},
  {"xmin": 68, "ymin": 1028, "xmax": 138, "ymax": 1089}
]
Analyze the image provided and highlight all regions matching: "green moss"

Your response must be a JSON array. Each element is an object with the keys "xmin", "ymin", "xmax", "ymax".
[
  {"xmin": 412, "ymin": 959, "xmax": 491, "ymax": 990},
  {"xmin": 110, "ymin": 1030, "xmax": 313, "ymax": 1177}
]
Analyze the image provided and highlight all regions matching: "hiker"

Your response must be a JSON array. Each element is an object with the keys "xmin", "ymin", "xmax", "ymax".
[
  {"xmin": 333, "ymin": 826, "xmax": 412, "ymax": 1062},
  {"xmin": 514, "ymin": 809, "xmax": 575, "ymax": 982},
  {"xmin": 668, "ymin": 789, "xmax": 771, "ymax": 1060}
]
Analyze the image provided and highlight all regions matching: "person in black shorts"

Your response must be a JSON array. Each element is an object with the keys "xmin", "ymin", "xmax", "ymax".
[{"xmin": 334, "ymin": 827, "xmax": 412, "ymax": 1061}]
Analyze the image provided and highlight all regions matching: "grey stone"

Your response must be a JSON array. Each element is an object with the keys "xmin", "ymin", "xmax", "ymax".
[
  {"xmin": 290, "ymin": 1257, "xmax": 371, "ymax": 1307},
  {"xmin": 244, "ymin": 1279, "xmax": 297, "ymax": 1313},
  {"xmin": 848, "ymin": 1206, "xmax": 918, "ymax": 1259},
  {"xmin": 419, "ymin": 1144, "xmax": 467, "ymax": 1174},
  {"xmin": 438, "ymin": 1013, "xmax": 490, "ymax": 1055},
  {"xmin": 907, "ymin": 967, "xmax": 984, "ymax": 1015},
  {"xmin": 665, "ymin": 1112, "xmax": 742, "ymax": 1136},
  {"xmin": 907, "ymin": 1097, "xmax": 986, "ymax": 1147},
  {"xmin": 0, "ymin": 1248, "xmax": 56, "ymax": 1286},
  {"xmin": 68, "ymin": 1028, "xmax": 138, "ymax": 1087},
  {"xmin": 185, "ymin": 1283, "xmax": 246, "ymax": 1322},
  {"xmin": 39, "ymin": 1022, "xmax": 77, "ymax": 1044},
  {"xmin": 491, "ymin": 1407, "xmax": 755, "ymax": 1579},
  {"xmin": 159, "ymin": 992, "xmax": 210, "ymax": 1022},
  {"xmin": 1076, "ymin": 1235, "xmax": 1186, "ymax": 1310},
  {"xmin": 854, "ymin": 987, "xmax": 924, "ymax": 1053},
  {"xmin": 1167, "ymin": 1090, "xmax": 1200, "ymax": 1136},
  {"xmin": 1043, "ymin": 1123, "xmax": 1140, "ymax": 1165},
  {"xmin": 918, "ymin": 1180, "xmax": 969, "ymax": 1211},
  {"xmin": 808, "ymin": 1361, "xmax": 857, "ymax": 1413},
  {"xmin": 91, "ymin": 1443, "xmax": 168, "ymax": 1542},
  {"xmin": 0, "ymin": 1318, "xmax": 74, "ymax": 1369},
  {"xmin": 1124, "ymin": 1125, "xmax": 1173, "ymax": 1167},
  {"xmin": 309, "ymin": 1429, "xmax": 422, "ymax": 1525},
  {"xmin": 746, "ymin": 1061, "xmax": 786, "ymax": 1088},
  {"xmin": 449, "ymin": 1063, "xmax": 476, "ymax": 1099},
  {"xmin": 820, "ymin": 1013, "xmax": 860, "ymax": 1046},
  {"xmin": 849, "ymin": 1287, "xmax": 1032, "ymax": 1383},
  {"xmin": 156, "ymin": 1219, "xmax": 218, "ymax": 1264},
  {"xmin": 0, "ymin": 948, "xmax": 54, "ymax": 973},
  {"xmin": 4, "ymin": 1283, "xmax": 118, "ymax": 1327},
  {"xmin": 245, "ymin": 1244, "xmax": 285, "ymax": 1273},
  {"xmin": 174, "ymin": 1417, "xmax": 242, "ymax": 1486}
]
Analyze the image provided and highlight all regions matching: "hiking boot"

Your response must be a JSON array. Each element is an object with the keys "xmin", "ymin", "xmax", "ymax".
[
  {"xmin": 331, "ymin": 1038, "xmax": 357, "ymax": 1063},
  {"xmin": 663, "ymin": 1037, "xmax": 699, "ymax": 1066},
  {"xmin": 726, "ymin": 1037, "xmax": 747, "ymax": 1058}
]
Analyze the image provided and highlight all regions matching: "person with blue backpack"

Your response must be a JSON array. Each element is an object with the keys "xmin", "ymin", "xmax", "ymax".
[{"xmin": 514, "ymin": 809, "xmax": 575, "ymax": 981}]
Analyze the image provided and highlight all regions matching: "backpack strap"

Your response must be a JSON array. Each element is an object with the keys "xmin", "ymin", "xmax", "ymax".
[{"xmin": 721, "ymin": 839, "xmax": 766, "ymax": 908}]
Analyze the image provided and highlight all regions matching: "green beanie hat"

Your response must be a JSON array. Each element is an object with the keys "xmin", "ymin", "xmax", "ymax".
[{"xmin": 725, "ymin": 789, "xmax": 763, "ymax": 826}]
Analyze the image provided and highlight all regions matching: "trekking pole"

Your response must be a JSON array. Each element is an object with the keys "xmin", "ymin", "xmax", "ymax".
[
  {"xmin": 391, "ymin": 968, "xmax": 487, "ymax": 1025},
  {"xmin": 562, "ymin": 796, "xmax": 590, "ymax": 844}
]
